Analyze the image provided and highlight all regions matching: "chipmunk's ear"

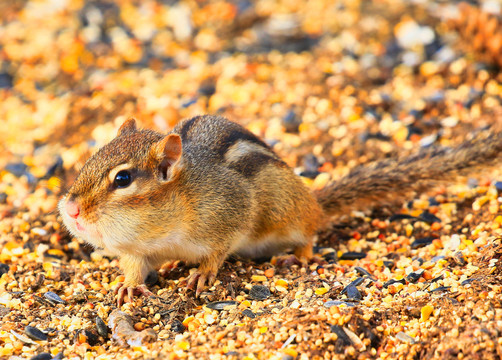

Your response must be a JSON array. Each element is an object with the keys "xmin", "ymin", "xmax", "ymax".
[
  {"xmin": 118, "ymin": 118, "xmax": 137, "ymax": 137},
  {"xmin": 153, "ymin": 134, "xmax": 182, "ymax": 181}
]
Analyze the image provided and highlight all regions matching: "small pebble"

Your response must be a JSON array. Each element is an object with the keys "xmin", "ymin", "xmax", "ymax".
[
  {"xmin": 339, "ymin": 252, "xmax": 367, "ymax": 260},
  {"xmin": 5, "ymin": 162, "xmax": 28, "ymax": 177},
  {"xmin": 42, "ymin": 157, "xmax": 63, "ymax": 179},
  {"xmin": 302, "ymin": 154, "xmax": 321, "ymax": 176},
  {"xmin": 145, "ymin": 270, "xmax": 159, "ymax": 286},
  {"xmin": 430, "ymin": 275, "xmax": 444, "ymax": 283},
  {"xmin": 389, "ymin": 214, "xmax": 416, "ymax": 222},
  {"xmin": 418, "ymin": 211, "xmax": 441, "ymax": 224},
  {"xmin": 341, "ymin": 278, "xmax": 364, "ymax": 294},
  {"xmin": 242, "ymin": 309, "xmax": 256, "ymax": 319},
  {"xmin": 383, "ymin": 279, "xmax": 406, "ymax": 288},
  {"xmin": 430, "ymin": 286, "xmax": 451, "ymax": 293},
  {"xmin": 345, "ymin": 284, "xmax": 362, "ymax": 301},
  {"xmin": 249, "ymin": 285, "xmax": 271, "ymax": 300},
  {"xmin": 495, "ymin": 181, "xmax": 502, "ymax": 192},
  {"xmin": 0, "ymin": 72, "xmax": 13, "ymax": 89},
  {"xmin": 25, "ymin": 326, "xmax": 48, "ymax": 341},
  {"xmin": 30, "ymin": 353, "xmax": 52, "ymax": 360},
  {"xmin": 323, "ymin": 251, "xmax": 337, "ymax": 262},
  {"xmin": 383, "ymin": 261, "xmax": 395, "ymax": 268},
  {"xmin": 330, "ymin": 325, "xmax": 352, "ymax": 345},
  {"xmin": 324, "ymin": 300, "xmax": 356, "ymax": 308},
  {"xmin": 360, "ymin": 131, "xmax": 391, "ymax": 142},
  {"xmin": 96, "ymin": 316, "xmax": 108, "ymax": 338},
  {"xmin": 462, "ymin": 278, "xmax": 475, "ymax": 286},
  {"xmin": 198, "ymin": 83, "xmax": 216, "ymax": 97},
  {"xmin": 171, "ymin": 319, "xmax": 185, "ymax": 333},
  {"xmin": 411, "ymin": 237, "xmax": 435, "ymax": 249},
  {"xmin": 413, "ymin": 257, "xmax": 425, "ymax": 266},
  {"xmin": 11, "ymin": 330, "xmax": 37, "ymax": 345},
  {"xmin": 206, "ymin": 301, "xmax": 237, "ymax": 310},
  {"xmin": 281, "ymin": 355, "xmax": 294, "ymax": 360},
  {"xmin": 354, "ymin": 267, "xmax": 374, "ymax": 278},
  {"xmin": 431, "ymin": 255, "xmax": 446, "ymax": 263},
  {"xmin": 282, "ymin": 109, "xmax": 301, "ymax": 133},
  {"xmin": 420, "ymin": 133, "xmax": 438, "ymax": 147},
  {"xmin": 82, "ymin": 329, "xmax": 99, "ymax": 346},
  {"xmin": 44, "ymin": 291, "xmax": 66, "ymax": 304},
  {"xmin": 406, "ymin": 269, "xmax": 425, "ymax": 283},
  {"xmin": 453, "ymin": 251, "xmax": 466, "ymax": 265},
  {"xmin": 396, "ymin": 331, "xmax": 416, "ymax": 344},
  {"xmin": 441, "ymin": 116, "xmax": 459, "ymax": 128},
  {"xmin": 0, "ymin": 263, "xmax": 9, "ymax": 276}
]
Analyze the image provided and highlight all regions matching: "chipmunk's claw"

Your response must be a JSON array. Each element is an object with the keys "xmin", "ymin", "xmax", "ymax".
[
  {"xmin": 186, "ymin": 271, "xmax": 216, "ymax": 297},
  {"xmin": 158, "ymin": 260, "xmax": 179, "ymax": 277},
  {"xmin": 275, "ymin": 254, "xmax": 303, "ymax": 267},
  {"xmin": 115, "ymin": 283, "xmax": 153, "ymax": 306},
  {"xmin": 309, "ymin": 256, "xmax": 326, "ymax": 265},
  {"xmin": 275, "ymin": 254, "xmax": 326, "ymax": 267}
]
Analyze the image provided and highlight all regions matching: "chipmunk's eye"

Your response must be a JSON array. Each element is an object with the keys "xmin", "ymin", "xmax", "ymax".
[{"xmin": 114, "ymin": 170, "xmax": 132, "ymax": 188}]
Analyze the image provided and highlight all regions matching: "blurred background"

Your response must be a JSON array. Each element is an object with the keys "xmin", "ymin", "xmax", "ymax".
[
  {"xmin": 1, "ymin": 3, "xmax": 502, "ymax": 358},
  {"xmin": 0, "ymin": 0, "xmax": 501, "ymax": 199}
]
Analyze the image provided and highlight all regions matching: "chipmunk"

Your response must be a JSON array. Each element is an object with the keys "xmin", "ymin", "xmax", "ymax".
[{"xmin": 59, "ymin": 115, "xmax": 502, "ymax": 305}]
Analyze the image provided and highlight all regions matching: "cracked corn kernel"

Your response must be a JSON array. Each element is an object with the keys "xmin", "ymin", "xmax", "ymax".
[
  {"xmin": 472, "ymin": 196, "xmax": 489, "ymax": 211},
  {"xmin": 276, "ymin": 279, "xmax": 288, "ymax": 288},
  {"xmin": 182, "ymin": 316, "xmax": 194, "ymax": 326},
  {"xmin": 134, "ymin": 322, "xmax": 145, "ymax": 331},
  {"xmin": 315, "ymin": 287, "xmax": 328, "ymax": 295},
  {"xmin": 176, "ymin": 341, "xmax": 190, "ymax": 351},
  {"xmin": 282, "ymin": 348, "xmax": 298, "ymax": 357},
  {"xmin": 421, "ymin": 305, "xmax": 434, "ymax": 322},
  {"xmin": 188, "ymin": 320, "xmax": 200, "ymax": 331},
  {"xmin": 264, "ymin": 268, "xmax": 274, "ymax": 278}
]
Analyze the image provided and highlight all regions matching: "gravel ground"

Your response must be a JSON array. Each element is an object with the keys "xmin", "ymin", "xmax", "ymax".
[{"xmin": 1, "ymin": 0, "xmax": 502, "ymax": 359}]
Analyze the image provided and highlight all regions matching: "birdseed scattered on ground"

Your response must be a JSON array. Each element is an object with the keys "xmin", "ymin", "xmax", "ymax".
[{"xmin": 1, "ymin": 1, "xmax": 502, "ymax": 359}]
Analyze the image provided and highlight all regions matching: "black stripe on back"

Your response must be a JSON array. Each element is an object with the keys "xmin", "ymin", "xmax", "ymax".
[
  {"xmin": 216, "ymin": 129, "xmax": 271, "ymax": 157},
  {"xmin": 179, "ymin": 118, "xmax": 197, "ymax": 139},
  {"xmin": 228, "ymin": 152, "xmax": 286, "ymax": 178}
]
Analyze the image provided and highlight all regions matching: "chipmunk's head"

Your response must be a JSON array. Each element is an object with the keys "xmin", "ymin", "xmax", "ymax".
[{"xmin": 59, "ymin": 118, "xmax": 183, "ymax": 254}]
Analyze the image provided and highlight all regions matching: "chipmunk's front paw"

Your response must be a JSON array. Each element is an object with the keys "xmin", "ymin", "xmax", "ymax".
[
  {"xmin": 114, "ymin": 283, "xmax": 153, "ymax": 306},
  {"xmin": 185, "ymin": 270, "xmax": 217, "ymax": 297}
]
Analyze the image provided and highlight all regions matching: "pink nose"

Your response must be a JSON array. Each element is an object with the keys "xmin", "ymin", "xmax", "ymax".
[{"xmin": 65, "ymin": 200, "xmax": 80, "ymax": 219}]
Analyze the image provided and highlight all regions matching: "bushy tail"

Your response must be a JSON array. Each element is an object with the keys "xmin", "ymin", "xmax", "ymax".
[{"xmin": 315, "ymin": 131, "xmax": 502, "ymax": 216}]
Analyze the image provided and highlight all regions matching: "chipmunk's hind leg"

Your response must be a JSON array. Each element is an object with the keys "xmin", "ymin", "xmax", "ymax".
[
  {"xmin": 275, "ymin": 235, "xmax": 324, "ymax": 266},
  {"xmin": 294, "ymin": 236, "xmax": 314, "ymax": 260}
]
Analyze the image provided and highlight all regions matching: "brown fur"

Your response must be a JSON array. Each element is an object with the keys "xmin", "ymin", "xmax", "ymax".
[
  {"xmin": 60, "ymin": 115, "xmax": 502, "ymax": 303},
  {"xmin": 316, "ymin": 131, "xmax": 502, "ymax": 216}
]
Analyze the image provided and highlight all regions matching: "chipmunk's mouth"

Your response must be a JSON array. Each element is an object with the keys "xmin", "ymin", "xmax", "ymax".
[
  {"xmin": 58, "ymin": 197, "xmax": 105, "ymax": 249},
  {"xmin": 68, "ymin": 216, "xmax": 104, "ymax": 246},
  {"xmin": 75, "ymin": 221, "xmax": 86, "ymax": 232}
]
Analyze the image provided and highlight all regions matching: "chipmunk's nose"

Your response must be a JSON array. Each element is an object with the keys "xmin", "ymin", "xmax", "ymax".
[{"xmin": 65, "ymin": 200, "xmax": 80, "ymax": 219}]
